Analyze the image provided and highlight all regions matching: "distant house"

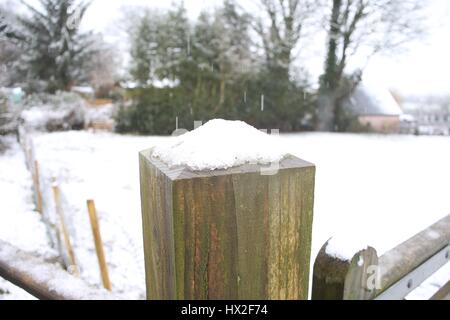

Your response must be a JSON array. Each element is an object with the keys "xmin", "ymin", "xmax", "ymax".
[
  {"xmin": 342, "ymin": 82, "xmax": 403, "ymax": 133},
  {"xmin": 403, "ymin": 101, "xmax": 450, "ymax": 135}
]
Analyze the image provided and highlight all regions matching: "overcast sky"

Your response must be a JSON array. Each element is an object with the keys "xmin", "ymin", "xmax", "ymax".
[{"xmin": 6, "ymin": 0, "xmax": 450, "ymax": 97}]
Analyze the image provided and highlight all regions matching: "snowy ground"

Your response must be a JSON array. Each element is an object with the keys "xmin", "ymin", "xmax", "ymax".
[
  {"xmin": 0, "ymin": 130, "xmax": 449, "ymax": 299},
  {"xmin": 0, "ymin": 136, "xmax": 56, "ymax": 299},
  {"xmin": 32, "ymin": 132, "xmax": 167, "ymax": 299}
]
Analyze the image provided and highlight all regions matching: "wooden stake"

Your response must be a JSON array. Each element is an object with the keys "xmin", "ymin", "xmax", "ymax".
[
  {"xmin": 34, "ymin": 160, "xmax": 43, "ymax": 214},
  {"xmin": 25, "ymin": 146, "xmax": 32, "ymax": 170},
  {"xmin": 52, "ymin": 181, "xmax": 78, "ymax": 276},
  {"xmin": 26, "ymin": 136, "xmax": 35, "ymax": 169},
  {"xmin": 86, "ymin": 199, "xmax": 111, "ymax": 291}
]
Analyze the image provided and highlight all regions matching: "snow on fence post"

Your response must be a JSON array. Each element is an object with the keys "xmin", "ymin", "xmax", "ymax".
[{"xmin": 139, "ymin": 120, "xmax": 316, "ymax": 300}]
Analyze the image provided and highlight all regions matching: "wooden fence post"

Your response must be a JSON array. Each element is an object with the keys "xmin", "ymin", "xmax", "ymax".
[
  {"xmin": 26, "ymin": 135, "xmax": 35, "ymax": 171},
  {"xmin": 86, "ymin": 199, "xmax": 112, "ymax": 291},
  {"xmin": 312, "ymin": 241, "xmax": 378, "ymax": 300},
  {"xmin": 33, "ymin": 160, "xmax": 43, "ymax": 214},
  {"xmin": 139, "ymin": 150, "xmax": 315, "ymax": 300},
  {"xmin": 52, "ymin": 180, "xmax": 78, "ymax": 275},
  {"xmin": 19, "ymin": 132, "xmax": 65, "ymax": 262}
]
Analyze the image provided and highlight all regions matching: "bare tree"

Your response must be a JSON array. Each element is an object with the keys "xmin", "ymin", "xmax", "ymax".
[
  {"xmin": 316, "ymin": 0, "xmax": 426, "ymax": 131},
  {"xmin": 85, "ymin": 36, "xmax": 120, "ymax": 92},
  {"xmin": 254, "ymin": 0, "xmax": 320, "ymax": 80}
]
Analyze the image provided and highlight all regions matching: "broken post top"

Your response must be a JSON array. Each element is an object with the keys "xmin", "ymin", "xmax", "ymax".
[{"xmin": 142, "ymin": 118, "xmax": 314, "ymax": 180}]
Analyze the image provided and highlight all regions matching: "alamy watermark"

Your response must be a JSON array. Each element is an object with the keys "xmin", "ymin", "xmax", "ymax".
[{"xmin": 366, "ymin": 264, "xmax": 382, "ymax": 290}]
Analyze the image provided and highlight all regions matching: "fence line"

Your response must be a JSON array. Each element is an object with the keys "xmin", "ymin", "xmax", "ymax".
[
  {"xmin": 15, "ymin": 126, "xmax": 112, "ymax": 293},
  {"xmin": 17, "ymin": 127, "xmax": 74, "ymax": 271}
]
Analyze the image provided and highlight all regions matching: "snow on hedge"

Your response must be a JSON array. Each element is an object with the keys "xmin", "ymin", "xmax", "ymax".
[
  {"xmin": 20, "ymin": 92, "xmax": 86, "ymax": 132},
  {"xmin": 152, "ymin": 119, "xmax": 289, "ymax": 170},
  {"xmin": 84, "ymin": 103, "xmax": 115, "ymax": 124}
]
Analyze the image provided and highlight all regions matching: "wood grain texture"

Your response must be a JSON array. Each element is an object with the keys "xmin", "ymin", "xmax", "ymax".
[
  {"xmin": 52, "ymin": 183, "xmax": 78, "ymax": 275},
  {"xmin": 139, "ymin": 149, "xmax": 315, "ymax": 300},
  {"xmin": 87, "ymin": 200, "xmax": 112, "ymax": 291},
  {"xmin": 312, "ymin": 241, "xmax": 378, "ymax": 300},
  {"xmin": 312, "ymin": 242, "xmax": 350, "ymax": 300},
  {"xmin": 33, "ymin": 160, "xmax": 43, "ymax": 214},
  {"xmin": 139, "ymin": 153, "xmax": 176, "ymax": 299},
  {"xmin": 344, "ymin": 247, "xmax": 378, "ymax": 300},
  {"xmin": 377, "ymin": 214, "xmax": 450, "ymax": 295}
]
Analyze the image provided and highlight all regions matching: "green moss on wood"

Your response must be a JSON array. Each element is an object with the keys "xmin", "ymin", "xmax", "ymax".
[{"xmin": 140, "ymin": 151, "xmax": 315, "ymax": 300}]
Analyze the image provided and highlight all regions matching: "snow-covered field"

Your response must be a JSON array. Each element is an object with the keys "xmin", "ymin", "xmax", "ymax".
[
  {"xmin": 0, "ymin": 130, "xmax": 449, "ymax": 299},
  {"xmin": 32, "ymin": 132, "xmax": 167, "ymax": 299},
  {"xmin": 0, "ymin": 136, "xmax": 56, "ymax": 299}
]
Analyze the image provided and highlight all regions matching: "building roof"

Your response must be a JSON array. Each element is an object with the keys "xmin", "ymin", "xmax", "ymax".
[{"xmin": 344, "ymin": 82, "xmax": 403, "ymax": 116}]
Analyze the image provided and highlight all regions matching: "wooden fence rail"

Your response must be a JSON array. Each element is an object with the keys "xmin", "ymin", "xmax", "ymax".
[
  {"xmin": 312, "ymin": 214, "xmax": 450, "ymax": 300},
  {"xmin": 0, "ymin": 239, "xmax": 115, "ymax": 300}
]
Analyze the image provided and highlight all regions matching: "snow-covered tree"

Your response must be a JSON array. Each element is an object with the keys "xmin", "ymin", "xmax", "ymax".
[
  {"xmin": 0, "ymin": 2, "xmax": 25, "ymax": 87},
  {"xmin": 1, "ymin": 1, "xmax": 25, "ymax": 41},
  {"xmin": 85, "ymin": 34, "xmax": 120, "ymax": 93},
  {"xmin": 16, "ymin": 0, "xmax": 94, "ymax": 93},
  {"xmin": 194, "ymin": 0, "xmax": 254, "ymax": 108},
  {"xmin": 157, "ymin": 3, "xmax": 191, "ymax": 82},
  {"xmin": 128, "ymin": 3, "xmax": 191, "ymax": 87},
  {"xmin": 120, "ymin": 1, "xmax": 315, "ymax": 134},
  {"xmin": 128, "ymin": 9, "xmax": 160, "ymax": 86}
]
